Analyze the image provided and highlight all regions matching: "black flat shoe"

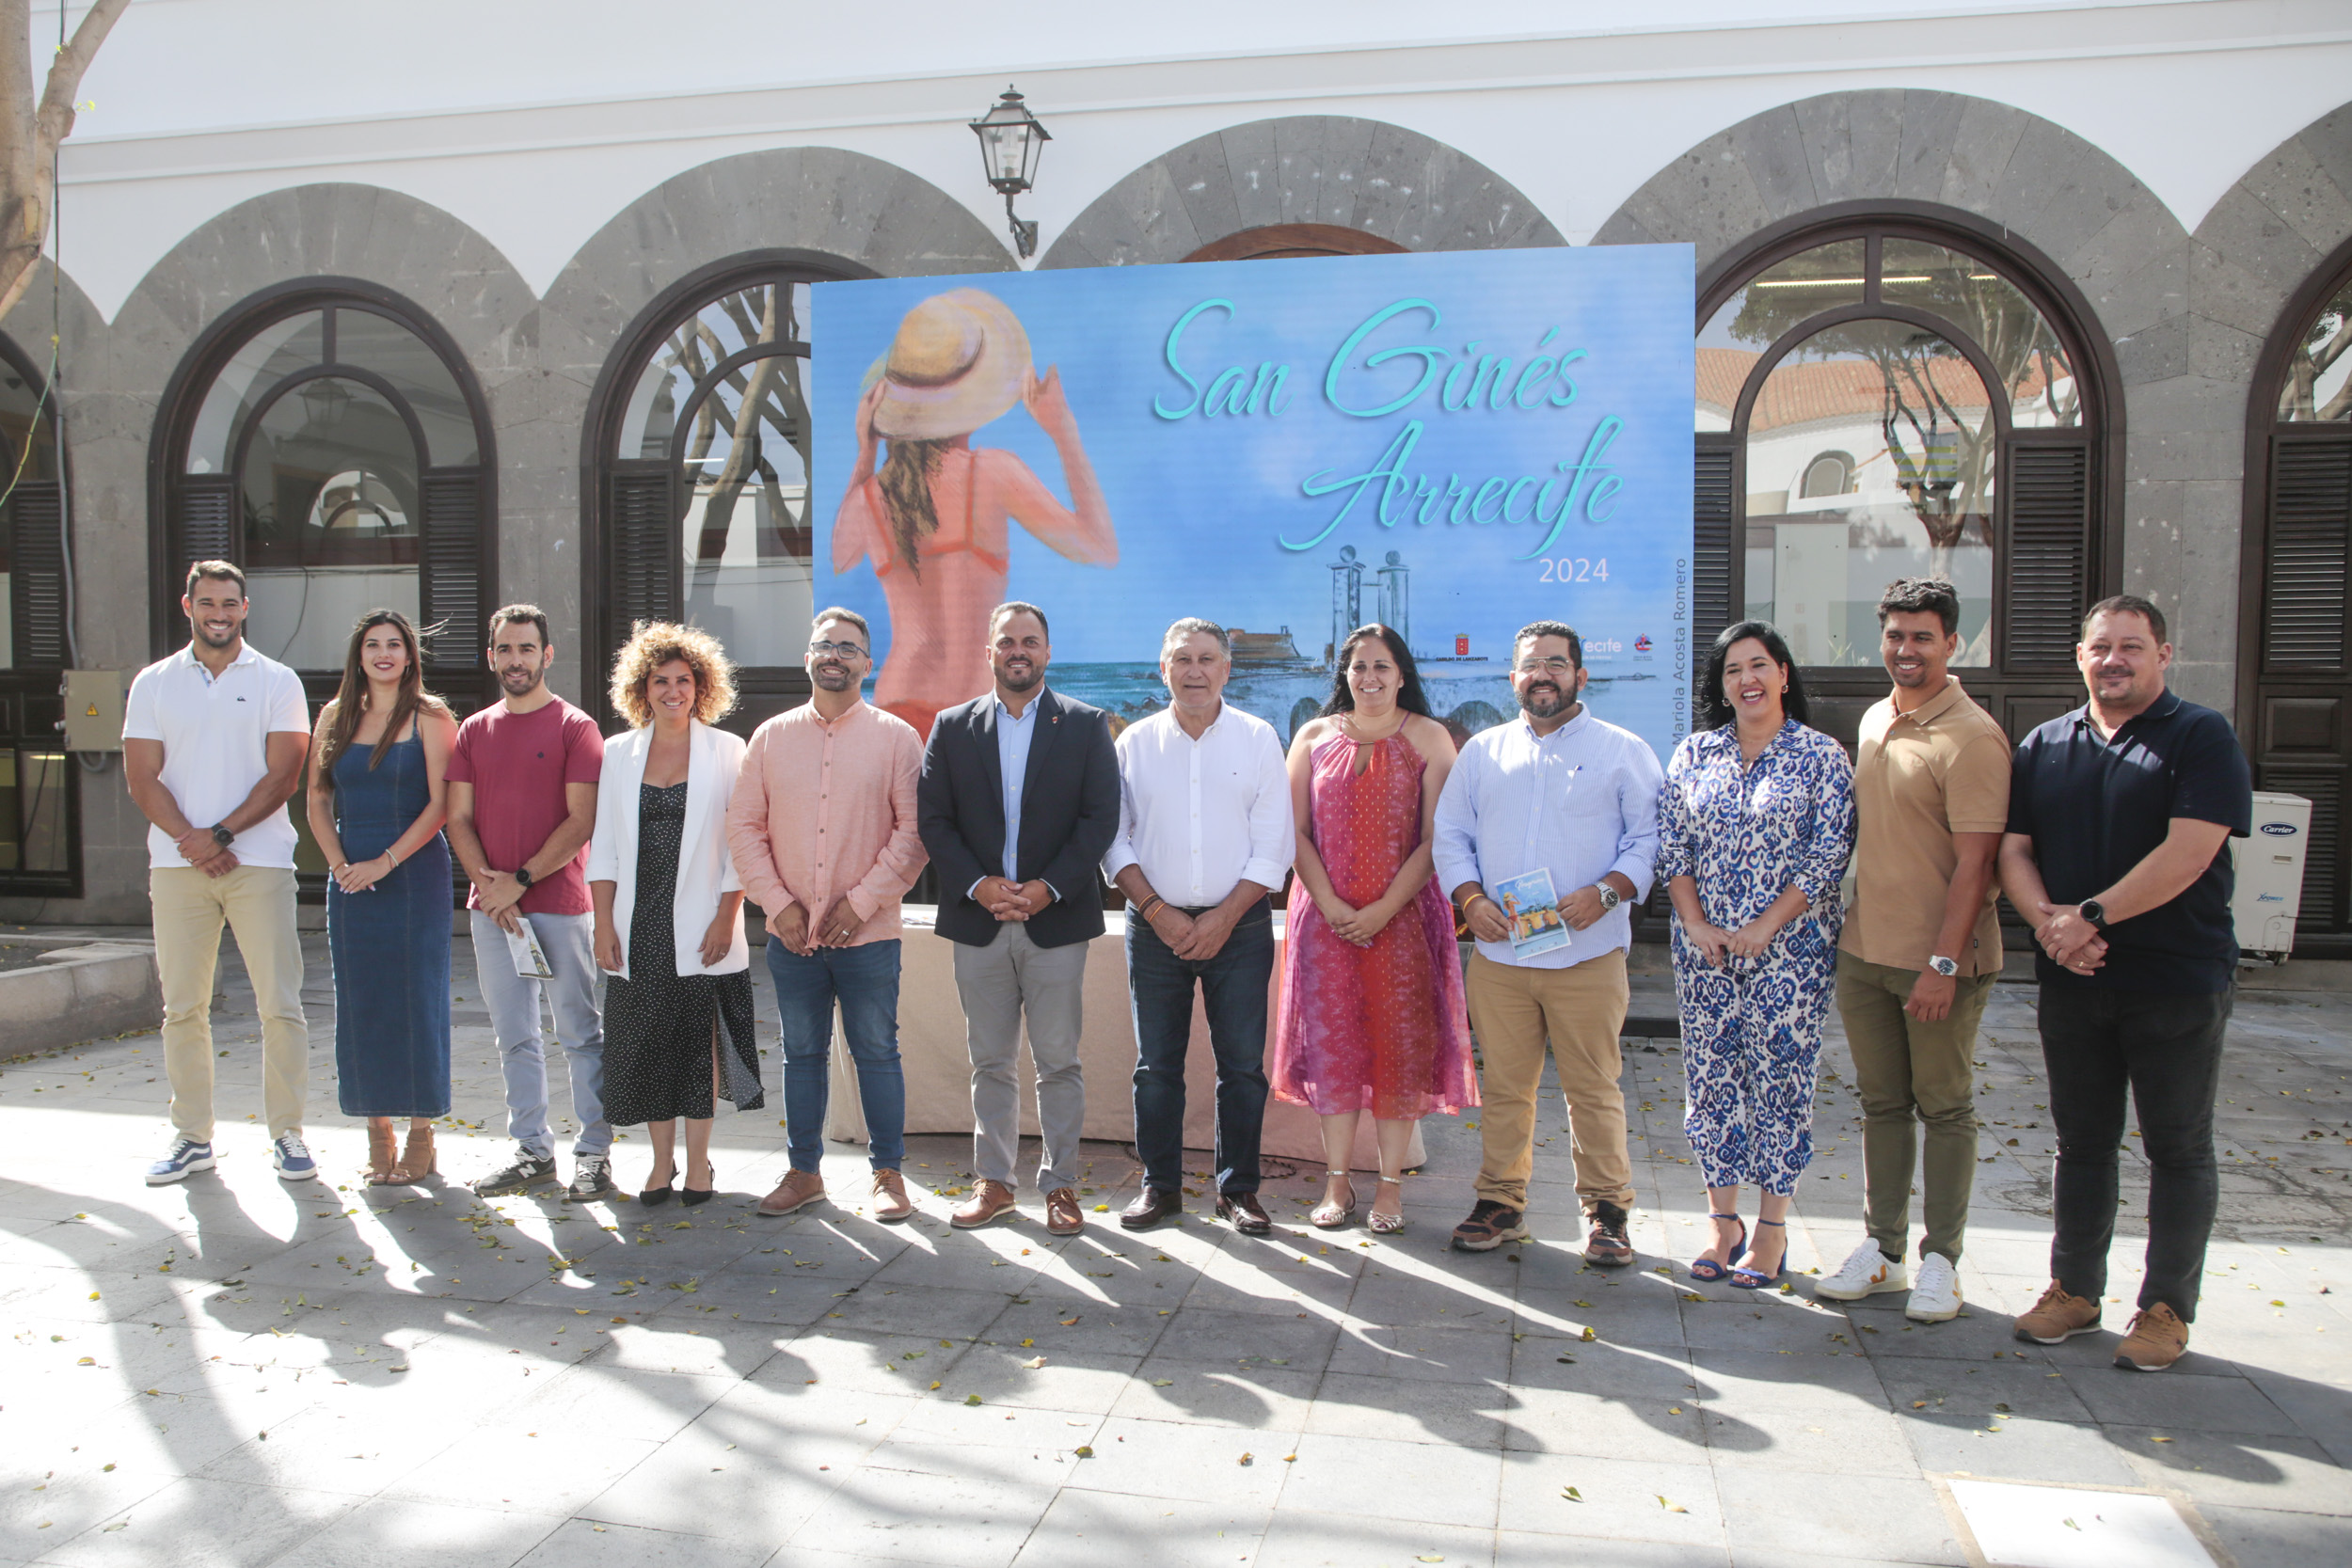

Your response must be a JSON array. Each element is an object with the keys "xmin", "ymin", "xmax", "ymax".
[{"xmin": 680, "ymin": 1186, "xmax": 715, "ymax": 1208}]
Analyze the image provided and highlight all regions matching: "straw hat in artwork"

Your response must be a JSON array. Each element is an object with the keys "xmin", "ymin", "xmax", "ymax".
[{"xmin": 866, "ymin": 288, "xmax": 1034, "ymax": 440}]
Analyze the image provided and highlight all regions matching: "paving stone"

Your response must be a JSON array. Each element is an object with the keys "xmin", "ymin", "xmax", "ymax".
[{"xmin": 37, "ymin": 1476, "xmax": 351, "ymax": 1568}]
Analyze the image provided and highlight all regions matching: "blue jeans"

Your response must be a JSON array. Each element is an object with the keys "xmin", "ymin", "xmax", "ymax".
[
  {"xmin": 1126, "ymin": 900, "xmax": 1274, "ymax": 1195},
  {"xmin": 766, "ymin": 938, "xmax": 906, "ymax": 1173},
  {"xmin": 469, "ymin": 911, "xmax": 607, "ymax": 1159}
]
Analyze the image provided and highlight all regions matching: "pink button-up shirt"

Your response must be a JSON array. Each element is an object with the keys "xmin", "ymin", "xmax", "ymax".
[{"xmin": 725, "ymin": 699, "xmax": 928, "ymax": 944}]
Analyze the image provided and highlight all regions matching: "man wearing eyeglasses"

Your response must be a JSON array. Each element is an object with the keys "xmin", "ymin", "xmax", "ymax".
[
  {"xmin": 1433, "ymin": 620, "xmax": 1662, "ymax": 1262},
  {"xmin": 727, "ymin": 609, "xmax": 929, "ymax": 1222}
]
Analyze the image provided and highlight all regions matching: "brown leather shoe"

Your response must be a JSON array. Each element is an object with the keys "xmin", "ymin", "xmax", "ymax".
[
  {"xmin": 2114, "ymin": 1301, "xmax": 2189, "ymax": 1371},
  {"xmin": 951, "ymin": 1178, "xmax": 1020, "ymax": 1228},
  {"xmin": 1216, "ymin": 1193, "xmax": 1273, "ymax": 1236},
  {"xmin": 757, "ymin": 1169, "xmax": 826, "ymax": 1217},
  {"xmin": 2014, "ymin": 1280, "xmax": 2103, "ymax": 1344},
  {"xmin": 1120, "ymin": 1185, "xmax": 1183, "ymax": 1229},
  {"xmin": 1582, "ymin": 1200, "xmax": 1634, "ymax": 1266},
  {"xmin": 870, "ymin": 1168, "xmax": 914, "ymax": 1222},
  {"xmin": 1043, "ymin": 1187, "xmax": 1083, "ymax": 1236}
]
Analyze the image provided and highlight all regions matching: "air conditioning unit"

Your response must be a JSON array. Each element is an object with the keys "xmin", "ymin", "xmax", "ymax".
[{"xmin": 2233, "ymin": 792, "xmax": 2312, "ymax": 966}]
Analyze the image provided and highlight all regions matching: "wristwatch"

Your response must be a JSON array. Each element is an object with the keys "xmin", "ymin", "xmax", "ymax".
[
  {"xmin": 1928, "ymin": 955, "xmax": 1959, "ymax": 977},
  {"xmin": 210, "ymin": 823, "xmax": 234, "ymax": 848},
  {"xmin": 514, "ymin": 866, "xmax": 535, "ymax": 890},
  {"xmin": 2077, "ymin": 897, "xmax": 2106, "ymax": 930},
  {"xmin": 1593, "ymin": 883, "xmax": 1622, "ymax": 913}
]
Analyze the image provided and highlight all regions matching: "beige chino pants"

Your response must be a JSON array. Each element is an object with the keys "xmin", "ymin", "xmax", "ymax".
[
  {"xmin": 151, "ymin": 864, "xmax": 309, "ymax": 1141},
  {"xmin": 1467, "ymin": 948, "xmax": 1634, "ymax": 1216}
]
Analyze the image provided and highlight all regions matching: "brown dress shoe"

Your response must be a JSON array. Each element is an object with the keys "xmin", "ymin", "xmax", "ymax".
[
  {"xmin": 2013, "ymin": 1280, "xmax": 2103, "ymax": 1344},
  {"xmin": 952, "ymin": 1179, "xmax": 1020, "ymax": 1228},
  {"xmin": 1044, "ymin": 1187, "xmax": 1083, "ymax": 1236},
  {"xmin": 870, "ymin": 1168, "xmax": 914, "ymax": 1222},
  {"xmin": 1582, "ymin": 1200, "xmax": 1634, "ymax": 1266},
  {"xmin": 2114, "ymin": 1301, "xmax": 2189, "ymax": 1370},
  {"xmin": 1120, "ymin": 1185, "xmax": 1183, "ymax": 1229},
  {"xmin": 757, "ymin": 1169, "xmax": 826, "ymax": 1217},
  {"xmin": 1216, "ymin": 1193, "xmax": 1273, "ymax": 1235}
]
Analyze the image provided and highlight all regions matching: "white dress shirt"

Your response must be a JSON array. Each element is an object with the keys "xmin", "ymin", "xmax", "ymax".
[
  {"xmin": 1103, "ymin": 703, "xmax": 1293, "ymax": 907},
  {"xmin": 1432, "ymin": 707, "xmax": 1663, "ymax": 970},
  {"xmin": 122, "ymin": 642, "xmax": 310, "ymax": 870}
]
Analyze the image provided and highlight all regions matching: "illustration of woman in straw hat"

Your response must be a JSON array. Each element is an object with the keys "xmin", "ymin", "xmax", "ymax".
[{"xmin": 832, "ymin": 287, "xmax": 1118, "ymax": 738}]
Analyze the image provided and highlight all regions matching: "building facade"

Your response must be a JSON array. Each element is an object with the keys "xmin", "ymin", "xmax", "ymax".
[{"xmin": 5, "ymin": 0, "xmax": 2350, "ymax": 949}]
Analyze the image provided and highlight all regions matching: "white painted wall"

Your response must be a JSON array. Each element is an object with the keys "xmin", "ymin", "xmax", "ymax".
[{"xmin": 40, "ymin": 0, "xmax": 2352, "ymax": 318}]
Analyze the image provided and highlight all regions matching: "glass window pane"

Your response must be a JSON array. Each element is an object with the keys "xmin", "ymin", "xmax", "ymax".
[
  {"xmin": 186, "ymin": 311, "xmax": 324, "ymax": 474},
  {"xmin": 678, "ymin": 345, "xmax": 813, "ymax": 666},
  {"xmin": 616, "ymin": 281, "xmax": 809, "ymax": 459},
  {"xmin": 335, "ymin": 308, "xmax": 480, "ymax": 465},
  {"xmin": 1882, "ymin": 238, "xmax": 2078, "ymax": 428},
  {"xmin": 1699, "ymin": 241, "xmax": 1867, "ymax": 432},
  {"xmin": 2280, "ymin": 277, "xmax": 2352, "ymax": 421},
  {"xmin": 0, "ymin": 748, "xmax": 69, "ymax": 872},
  {"xmin": 1743, "ymin": 319, "xmax": 1994, "ymax": 667},
  {"xmin": 240, "ymin": 376, "xmax": 421, "ymax": 670}
]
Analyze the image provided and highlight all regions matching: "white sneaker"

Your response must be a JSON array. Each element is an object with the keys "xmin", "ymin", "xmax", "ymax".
[
  {"xmin": 1815, "ymin": 1239, "xmax": 1907, "ymax": 1301},
  {"xmin": 1905, "ymin": 1252, "xmax": 1963, "ymax": 1323}
]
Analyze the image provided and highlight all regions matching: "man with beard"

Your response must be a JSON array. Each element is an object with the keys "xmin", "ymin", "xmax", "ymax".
[
  {"xmin": 916, "ymin": 602, "xmax": 1120, "ymax": 1233},
  {"xmin": 445, "ymin": 605, "xmax": 612, "ymax": 1199},
  {"xmin": 728, "ymin": 609, "xmax": 928, "ymax": 1221},
  {"xmin": 125, "ymin": 562, "xmax": 316, "ymax": 1184},
  {"xmin": 1433, "ymin": 621, "xmax": 1662, "ymax": 1261}
]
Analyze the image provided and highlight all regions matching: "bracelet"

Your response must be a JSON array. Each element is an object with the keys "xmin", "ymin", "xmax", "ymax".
[
  {"xmin": 1138, "ymin": 895, "xmax": 1166, "ymax": 920},
  {"xmin": 329, "ymin": 862, "xmax": 349, "ymax": 875},
  {"xmin": 384, "ymin": 846, "xmax": 403, "ymax": 868}
]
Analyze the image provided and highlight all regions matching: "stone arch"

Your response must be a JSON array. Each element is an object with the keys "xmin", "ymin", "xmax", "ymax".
[{"xmin": 1040, "ymin": 116, "xmax": 1565, "ymax": 269}]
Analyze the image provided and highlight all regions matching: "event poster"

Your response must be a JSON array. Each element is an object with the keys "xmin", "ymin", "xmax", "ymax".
[{"xmin": 810, "ymin": 245, "xmax": 1695, "ymax": 761}]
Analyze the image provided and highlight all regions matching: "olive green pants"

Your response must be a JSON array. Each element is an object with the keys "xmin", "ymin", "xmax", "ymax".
[{"xmin": 1834, "ymin": 951, "xmax": 1996, "ymax": 1264}]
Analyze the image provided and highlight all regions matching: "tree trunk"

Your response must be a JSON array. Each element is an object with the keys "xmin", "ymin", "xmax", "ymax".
[{"xmin": 0, "ymin": 0, "xmax": 131, "ymax": 326}]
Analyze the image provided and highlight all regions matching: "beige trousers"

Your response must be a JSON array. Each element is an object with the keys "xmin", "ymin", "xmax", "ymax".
[
  {"xmin": 1466, "ymin": 948, "xmax": 1633, "ymax": 1215},
  {"xmin": 151, "ymin": 864, "xmax": 309, "ymax": 1141}
]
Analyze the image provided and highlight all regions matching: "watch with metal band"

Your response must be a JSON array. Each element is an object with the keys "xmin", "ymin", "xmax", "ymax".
[
  {"xmin": 514, "ymin": 865, "xmax": 535, "ymax": 890},
  {"xmin": 1927, "ymin": 955, "xmax": 1959, "ymax": 978},
  {"xmin": 1593, "ymin": 883, "xmax": 1622, "ymax": 913},
  {"xmin": 210, "ymin": 822, "xmax": 234, "ymax": 848},
  {"xmin": 2077, "ymin": 897, "xmax": 2106, "ymax": 930}
]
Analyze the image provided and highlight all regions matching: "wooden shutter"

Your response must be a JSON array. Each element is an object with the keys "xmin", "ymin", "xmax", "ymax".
[
  {"xmin": 9, "ymin": 481, "xmax": 64, "ymax": 665},
  {"xmin": 606, "ymin": 465, "xmax": 677, "ymax": 647},
  {"xmin": 2003, "ymin": 441, "xmax": 2090, "ymax": 668},
  {"xmin": 2263, "ymin": 435, "xmax": 2352, "ymax": 671},
  {"xmin": 1692, "ymin": 436, "xmax": 1733, "ymax": 653},
  {"xmin": 170, "ymin": 476, "xmax": 237, "ymax": 578},
  {"xmin": 420, "ymin": 468, "xmax": 484, "ymax": 668}
]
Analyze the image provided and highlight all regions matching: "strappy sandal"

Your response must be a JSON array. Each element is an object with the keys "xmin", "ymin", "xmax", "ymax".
[
  {"xmin": 1688, "ymin": 1212, "xmax": 1746, "ymax": 1282},
  {"xmin": 1728, "ymin": 1217, "xmax": 1788, "ymax": 1290},
  {"xmin": 388, "ymin": 1124, "xmax": 437, "ymax": 1184},
  {"xmin": 364, "ymin": 1122, "xmax": 399, "ymax": 1186},
  {"xmin": 1367, "ymin": 1175, "xmax": 1408, "ymax": 1234},
  {"xmin": 1311, "ymin": 1171, "xmax": 1357, "ymax": 1229}
]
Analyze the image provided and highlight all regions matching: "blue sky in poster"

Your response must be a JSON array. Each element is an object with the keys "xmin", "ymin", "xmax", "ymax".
[{"xmin": 812, "ymin": 245, "xmax": 1695, "ymax": 760}]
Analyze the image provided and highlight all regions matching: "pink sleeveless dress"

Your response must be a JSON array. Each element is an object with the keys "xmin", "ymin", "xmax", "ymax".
[{"xmin": 1272, "ymin": 731, "xmax": 1477, "ymax": 1119}]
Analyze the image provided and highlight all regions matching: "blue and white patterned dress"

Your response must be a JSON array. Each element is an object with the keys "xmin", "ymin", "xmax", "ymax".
[{"xmin": 1659, "ymin": 719, "xmax": 1856, "ymax": 1196}]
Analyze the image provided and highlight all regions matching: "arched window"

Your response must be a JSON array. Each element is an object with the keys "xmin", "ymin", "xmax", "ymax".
[
  {"xmin": 2245, "ymin": 252, "xmax": 2352, "ymax": 942},
  {"xmin": 589, "ymin": 256, "xmax": 861, "ymax": 727},
  {"xmin": 1183, "ymin": 224, "xmax": 1408, "ymax": 262},
  {"xmin": 0, "ymin": 335, "xmax": 71, "ymax": 893},
  {"xmin": 1695, "ymin": 224, "xmax": 2108, "ymax": 741},
  {"xmin": 153, "ymin": 285, "xmax": 494, "ymax": 692}
]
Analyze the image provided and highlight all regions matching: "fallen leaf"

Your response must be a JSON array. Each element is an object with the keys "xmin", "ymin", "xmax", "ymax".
[
  {"xmin": 1073, "ymin": 1445, "xmax": 1094, "ymax": 1458},
  {"xmin": 1238, "ymin": 1452, "xmax": 1253, "ymax": 1465},
  {"xmin": 1562, "ymin": 1485, "xmax": 1583, "ymax": 1502},
  {"xmin": 1658, "ymin": 1496, "xmax": 1688, "ymax": 1513},
  {"xmin": 102, "ymin": 1522, "xmax": 127, "ymax": 1533},
  {"xmin": 2151, "ymin": 1435, "xmax": 2174, "ymax": 1443},
  {"xmin": 963, "ymin": 1394, "xmax": 982, "ymax": 1406},
  {"xmin": 1152, "ymin": 1378, "xmax": 1174, "ymax": 1387}
]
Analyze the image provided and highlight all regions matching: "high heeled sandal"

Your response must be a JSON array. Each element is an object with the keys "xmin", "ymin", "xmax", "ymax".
[
  {"xmin": 1367, "ymin": 1175, "xmax": 1408, "ymax": 1234},
  {"xmin": 364, "ymin": 1123, "xmax": 399, "ymax": 1185},
  {"xmin": 1728, "ymin": 1217, "xmax": 1788, "ymax": 1290},
  {"xmin": 1688, "ymin": 1212, "xmax": 1746, "ymax": 1282},
  {"xmin": 1311, "ymin": 1171, "xmax": 1358, "ymax": 1229},
  {"xmin": 388, "ymin": 1124, "xmax": 436, "ymax": 1184}
]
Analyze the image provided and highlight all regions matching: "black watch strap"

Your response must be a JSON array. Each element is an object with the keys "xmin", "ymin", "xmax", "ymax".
[
  {"xmin": 514, "ymin": 866, "xmax": 535, "ymax": 889},
  {"xmin": 2078, "ymin": 897, "xmax": 2106, "ymax": 929},
  {"xmin": 210, "ymin": 823, "xmax": 234, "ymax": 847}
]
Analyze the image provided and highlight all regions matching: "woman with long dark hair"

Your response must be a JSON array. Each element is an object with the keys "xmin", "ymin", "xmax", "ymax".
[
  {"xmin": 1269, "ymin": 625, "xmax": 1473, "ymax": 1232},
  {"xmin": 305, "ymin": 610, "xmax": 458, "ymax": 1183},
  {"xmin": 1660, "ymin": 620, "xmax": 1854, "ymax": 1288}
]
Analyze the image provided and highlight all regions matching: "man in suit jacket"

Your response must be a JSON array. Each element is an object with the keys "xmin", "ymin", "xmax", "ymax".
[{"xmin": 918, "ymin": 601, "xmax": 1120, "ymax": 1235}]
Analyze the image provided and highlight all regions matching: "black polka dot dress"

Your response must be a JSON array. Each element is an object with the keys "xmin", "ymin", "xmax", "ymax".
[{"xmin": 602, "ymin": 782, "xmax": 763, "ymax": 1124}]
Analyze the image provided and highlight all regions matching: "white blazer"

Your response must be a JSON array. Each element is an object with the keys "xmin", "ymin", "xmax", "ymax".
[{"xmin": 585, "ymin": 720, "xmax": 750, "ymax": 981}]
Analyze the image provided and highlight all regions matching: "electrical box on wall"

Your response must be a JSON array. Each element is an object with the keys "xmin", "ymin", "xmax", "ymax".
[
  {"xmin": 60, "ymin": 669, "xmax": 125, "ymax": 752},
  {"xmin": 2233, "ymin": 792, "xmax": 2312, "ymax": 966}
]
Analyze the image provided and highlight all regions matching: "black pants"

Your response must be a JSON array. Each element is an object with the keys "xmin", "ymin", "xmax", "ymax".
[
  {"xmin": 2036, "ymin": 982, "xmax": 2232, "ymax": 1322},
  {"xmin": 1126, "ymin": 900, "xmax": 1274, "ymax": 1196}
]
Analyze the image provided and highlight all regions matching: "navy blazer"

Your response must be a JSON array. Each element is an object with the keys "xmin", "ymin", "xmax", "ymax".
[{"xmin": 916, "ymin": 685, "xmax": 1120, "ymax": 949}]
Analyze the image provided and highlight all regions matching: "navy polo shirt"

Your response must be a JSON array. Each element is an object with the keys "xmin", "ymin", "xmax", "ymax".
[{"xmin": 2006, "ymin": 689, "xmax": 2252, "ymax": 993}]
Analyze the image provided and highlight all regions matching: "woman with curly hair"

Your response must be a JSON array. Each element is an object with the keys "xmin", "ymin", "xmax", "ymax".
[{"xmin": 587, "ymin": 622, "xmax": 760, "ymax": 1205}]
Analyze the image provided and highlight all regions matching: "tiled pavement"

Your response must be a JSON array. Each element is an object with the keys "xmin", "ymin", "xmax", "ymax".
[{"xmin": 2, "ymin": 929, "xmax": 2349, "ymax": 1566}]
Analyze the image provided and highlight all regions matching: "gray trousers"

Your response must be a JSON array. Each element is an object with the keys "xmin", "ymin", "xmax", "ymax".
[
  {"xmin": 952, "ymin": 922, "xmax": 1089, "ymax": 1191},
  {"xmin": 469, "ymin": 911, "xmax": 609, "ymax": 1160}
]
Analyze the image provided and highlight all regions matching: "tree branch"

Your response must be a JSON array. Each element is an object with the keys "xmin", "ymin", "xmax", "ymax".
[{"xmin": 0, "ymin": 0, "xmax": 129, "ymax": 325}]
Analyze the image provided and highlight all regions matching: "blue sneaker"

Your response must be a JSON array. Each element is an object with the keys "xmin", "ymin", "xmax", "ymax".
[
  {"xmin": 146, "ymin": 1137, "xmax": 215, "ymax": 1185},
  {"xmin": 271, "ymin": 1133, "xmax": 319, "ymax": 1182}
]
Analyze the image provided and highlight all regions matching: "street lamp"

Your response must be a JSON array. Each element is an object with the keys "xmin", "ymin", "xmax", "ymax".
[{"xmin": 970, "ymin": 85, "xmax": 1050, "ymax": 260}]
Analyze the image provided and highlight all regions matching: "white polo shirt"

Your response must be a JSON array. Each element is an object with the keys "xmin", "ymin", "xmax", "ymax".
[{"xmin": 123, "ymin": 642, "xmax": 310, "ymax": 870}]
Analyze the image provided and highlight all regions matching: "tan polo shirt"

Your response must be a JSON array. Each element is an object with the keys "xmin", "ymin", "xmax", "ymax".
[{"xmin": 1840, "ymin": 677, "xmax": 2011, "ymax": 975}]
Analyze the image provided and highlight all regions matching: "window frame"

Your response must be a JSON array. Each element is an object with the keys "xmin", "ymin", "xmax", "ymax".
[{"xmin": 0, "ymin": 327, "xmax": 76, "ymax": 897}]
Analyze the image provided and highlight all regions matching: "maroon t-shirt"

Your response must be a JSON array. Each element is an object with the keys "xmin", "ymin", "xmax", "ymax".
[{"xmin": 444, "ymin": 697, "xmax": 606, "ymax": 916}]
